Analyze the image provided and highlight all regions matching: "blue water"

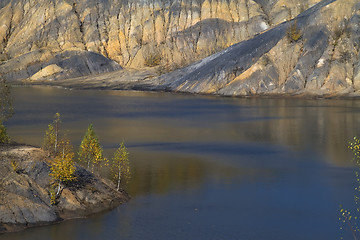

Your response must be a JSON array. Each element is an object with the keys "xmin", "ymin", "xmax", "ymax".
[{"xmin": 2, "ymin": 86, "xmax": 360, "ymax": 240}]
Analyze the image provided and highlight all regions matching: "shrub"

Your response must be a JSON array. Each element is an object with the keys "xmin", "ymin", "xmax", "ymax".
[
  {"xmin": 287, "ymin": 20, "xmax": 302, "ymax": 43},
  {"xmin": 10, "ymin": 160, "xmax": 19, "ymax": 172},
  {"xmin": 340, "ymin": 136, "xmax": 360, "ymax": 239},
  {"xmin": 49, "ymin": 186, "xmax": 57, "ymax": 205},
  {"xmin": 0, "ymin": 77, "xmax": 13, "ymax": 123},
  {"xmin": 144, "ymin": 52, "xmax": 161, "ymax": 67},
  {"xmin": 111, "ymin": 141, "xmax": 130, "ymax": 191},
  {"xmin": 0, "ymin": 122, "xmax": 10, "ymax": 144}
]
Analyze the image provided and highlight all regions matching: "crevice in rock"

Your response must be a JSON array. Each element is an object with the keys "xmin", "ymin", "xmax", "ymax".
[
  {"xmin": 1, "ymin": 3, "xmax": 14, "ymax": 55},
  {"xmin": 244, "ymin": 0, "xmax": 250, "ymax": 38},
  {"xmin": 254, "ymin": 0, "xmax": 271, "ymax": 27},
  {"xmin": 139, "ymin": 2, "xmax": 145, "ymax": 47},
  {"xmin": 124, "ymin": 2, "xmax": 133, "ymax": 66},
  {"xmin": 52, "ymin": 0, "xmax": 63, "ymax": 51},
  {"xmin": 175, "ymin": 0, "xmax": 186, "ymax": 63},
  {"xmin": 95, "ymin": 1, "xmax": 109, "ymax": 57},
  {"xmin": 72, "ymin": 1, "xmax": 87, "ymax": 51}
]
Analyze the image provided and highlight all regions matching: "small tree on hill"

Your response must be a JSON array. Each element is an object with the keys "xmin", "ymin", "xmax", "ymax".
[
  {"xmin": 78, "ymin": 124, "xmax": 107, "ymax": 172},
  {"xmin": 0, "ymin": 123, "xmax": 10, "ymax": 144},
  {"xmin": 42, "ymin": 113, "xmax": 61, "ymax": 156},
  {"xmin": 0, "ymin": 77, "xmax": 13, "ymax": 123},
  {"xmin": 49, "ymin": 137, "xmax": 77, "ymax": 199},
  {"xmin": 111, "ymin": 141, "xmax": 130, "ymax": 191},
  {"xmin": 287, "ymin": 20, "xmax": 302, "ymax": 43},
  {"xmin": 42, "ymin": 113, "xmax": 77, "ymax": 204},
  {"xmin": 0, "ymin": 77, "xmax": 13, "ymax": 144},
  {"xmin": 340, "ymin": 136, "xmax": 360, "ymax": 239}
]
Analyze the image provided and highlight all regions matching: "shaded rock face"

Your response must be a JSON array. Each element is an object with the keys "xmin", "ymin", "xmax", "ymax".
[
  {"xmin": 0, "ymin": 0, "xmax": 359, "ymax": 97},
  {"xmin": 0, "ymin": 145, "xmax": 129, "ymax": 233},
  {"xmin": 153, "ymin": 0, "xmax": 360, "ymax": 97},
  {"xmin": 0, "ymin": 50, "xmax": 121, "ymax": 82}
]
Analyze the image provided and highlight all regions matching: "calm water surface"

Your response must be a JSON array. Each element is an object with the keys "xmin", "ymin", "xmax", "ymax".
[{"xmin": 2, "ymin": 86, "xmax": 360, "ymax": 240}]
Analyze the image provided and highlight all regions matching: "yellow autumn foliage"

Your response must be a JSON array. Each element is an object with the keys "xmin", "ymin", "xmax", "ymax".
[
  {"xmin": 111, "ymin": 141, "xmax": 131, "ymax": 190},
  {"xmin": 0, "ymin": 122, "xmax": 10, "ymax": 143},
  {"xmin": 339, "ymin": 136, "xmax": 360, "ymax": 238},
  {"xmin": 43, "ymin": 113, "xmax": 77, "ymax": 204},
  {"xmin": 78, "ymin": 124, "xmax": 107, "ymax": 172},
  {"xmin": 49, "ymin": 138, "xmax": 77, "ymax": 185},
  {"xmin": 42, "ymin": 113, "xmax": 61, "ymax": 156}
]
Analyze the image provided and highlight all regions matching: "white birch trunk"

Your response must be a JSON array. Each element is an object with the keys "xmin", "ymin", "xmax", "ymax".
[
  {"xmin": 117, "ymin": 164, "xmax": 121, "ymax": 191},
  {"xmin": 56, "ymin": 182, "xmax": 62, "ymax": 196}
]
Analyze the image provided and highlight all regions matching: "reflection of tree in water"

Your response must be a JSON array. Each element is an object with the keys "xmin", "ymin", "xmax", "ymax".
[
  {"xmin": 224, "ymin": 98, "xmax": 360, "ymax": 166},
  {"xmin": 126, "ymin": 152, "xmax": 240, "ymax": 197},
  {"xmin": 128, "ymin": 153, "xmax": 206, "ymax": 196}
]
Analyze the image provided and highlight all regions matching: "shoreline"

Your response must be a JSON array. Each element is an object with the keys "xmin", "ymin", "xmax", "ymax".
[
  {"xmin": 0, "ymin": 143, "xmax": 129, "ymax": 234},
  {"xmin": 13, "ymin": 79, "xmax": 360, "ymax": 100}
]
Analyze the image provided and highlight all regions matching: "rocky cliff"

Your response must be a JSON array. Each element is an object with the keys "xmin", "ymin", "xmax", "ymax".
[
  {"xmin": 0, "ymin": 144, "xmax": 129, "ymax": 233},
  {"xmin": 0, "ymin": 0, "xmax": 359, "ymax": 96}
]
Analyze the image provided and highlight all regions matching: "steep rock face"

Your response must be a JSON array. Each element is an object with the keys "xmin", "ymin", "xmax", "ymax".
[
  {"xmin": 154, "ymin": 0, "xmax": 360, "ymax": 96},
  {"xmin": 0, "ymin": 144, "xmax": 129, "ymax": 233}
]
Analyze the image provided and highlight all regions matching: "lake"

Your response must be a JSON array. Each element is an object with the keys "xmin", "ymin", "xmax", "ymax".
[{"xmin": 2, "ymin": 86, "xmax": 360, "ymax": 240}]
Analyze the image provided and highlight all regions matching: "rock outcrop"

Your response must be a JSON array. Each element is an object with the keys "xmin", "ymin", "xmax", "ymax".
[
  {"xmin": 0, "ymin": 144, "xmax": 129, "ymax": 233},
  {"xmin": 0, "ymin": 0, "xmax": 359, "ymax": 97},
  {"xmin": 0, "ymin": 50, "xmax": 122, "ymax": 82}
]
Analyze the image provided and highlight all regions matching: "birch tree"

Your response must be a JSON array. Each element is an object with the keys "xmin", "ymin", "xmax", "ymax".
[
  {"xmin": 111, "ymin": 141, "xmax": 130, "ymax": 191},
  {"xmin": 0, "ymin": 77, "xmax": 13, "ymax": 143},
  {"xmin": 78, "ymin": 124, "xmax": 106, "ymax": 172},
  {"xmin": 42, "ymin": 113, "xmax": 77, "ymax": 204},
  {"xmin": 42, "ymin": 113, "xmax": 61, "ymax": 156},
  {"xmin": 49, "ymin": 137, "xmax": 76, "ymax": 199}
]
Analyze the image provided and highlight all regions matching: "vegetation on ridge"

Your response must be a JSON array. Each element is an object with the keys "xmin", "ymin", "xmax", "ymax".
[
  {"xmin": 111, "ymin": 141, "xmax": 130, "ymax": 191},
  {"xmin": 42, "ymin": 113, "xmax": 77, "ymax": 204},
  {"xmin": 78, "ymin": 123, "xmax": 107, "ymax": 172},
  {"xmin": 0, "ymin": 77, "xmax": 13, "ymax": 144},
  {"xmin": 42, "ymin": 113, "xmax": 131, "ymax": 204},
  {"xmin": 287, "ymin": 20, "xmax": 302, "ymax": 43},
  {"xmin": 340, "ymin": 137, "xmax": 360, "ymax": 239}
]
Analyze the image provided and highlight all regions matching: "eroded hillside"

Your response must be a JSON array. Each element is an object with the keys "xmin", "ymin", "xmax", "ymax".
[
  {"xmin": 156, "ymin": 0, "xmax": 360, "ymax": 96},
  {"xmin": 0, "ymin": 0, "xmax": 359, "ymax": 96}
]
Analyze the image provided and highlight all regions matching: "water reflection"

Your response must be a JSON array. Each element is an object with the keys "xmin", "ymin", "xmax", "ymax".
[
  {"xmin": 3, "ymin": 86, "xmax": 360, "ymax": 239},
  {"xmin": 125, "ymin": 149, "xmax": 269, "ymax": 197},
  {"xmin": 8, "ymin": 87, "xmax": 360, "ymax": 161},
  {"xmin": 6, "ymin": 87, "xmax": 360, "ymax": 188}
]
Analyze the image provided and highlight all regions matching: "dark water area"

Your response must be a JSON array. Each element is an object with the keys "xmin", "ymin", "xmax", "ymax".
[{"xmin": 2, "ymin": 86, "xmax": 360, "ymax": 239}]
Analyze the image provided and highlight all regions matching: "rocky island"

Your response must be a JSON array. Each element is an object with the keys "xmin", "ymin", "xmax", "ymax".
[{"xmin": 0, "ymin": 143, "xmax": 129, "ymax": 233}]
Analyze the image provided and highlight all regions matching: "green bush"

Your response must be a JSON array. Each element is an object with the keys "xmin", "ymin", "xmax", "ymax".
[
  {"xmin": 340, "ymin": 137, "xmax": 360, "ymax": 239},
  {"xmin": 287, "ymin": 20, "xmax": 302, "ymax": 43},
  {"xmin": 0, "ymin": 123, "xmax": 10, "ymax": 144}
]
